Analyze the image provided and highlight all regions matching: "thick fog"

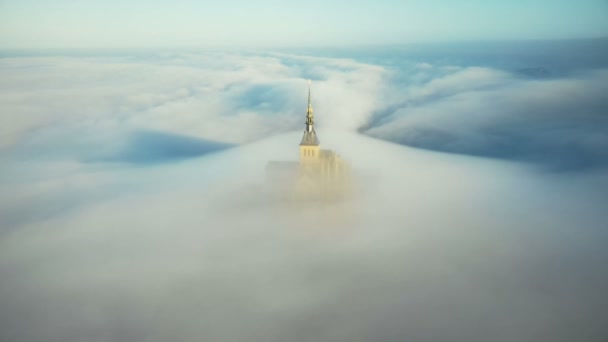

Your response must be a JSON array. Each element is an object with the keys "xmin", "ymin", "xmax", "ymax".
[{"xmin": 1, "ymin": 41, "xmax": 608, "ymax": 342}]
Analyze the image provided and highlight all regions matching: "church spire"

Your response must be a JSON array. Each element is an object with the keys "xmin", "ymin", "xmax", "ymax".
[
  {"xmin": 306, "ymin": 80, "xmax": 314, "ymax": 133},
  {"xmin": 300, "ymin": 80, "xmax": 320, "ymax": 146}
]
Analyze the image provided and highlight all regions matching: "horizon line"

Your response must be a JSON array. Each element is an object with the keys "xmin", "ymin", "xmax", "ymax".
[{"xmin": 1, "ymin": 35, "xmax": 607, "ymax": 52}]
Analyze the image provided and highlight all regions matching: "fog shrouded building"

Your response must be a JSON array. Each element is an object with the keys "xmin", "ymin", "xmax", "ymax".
[{"xmin": 266, "ymin": 81, "xmax": 350, "ymax": 201}]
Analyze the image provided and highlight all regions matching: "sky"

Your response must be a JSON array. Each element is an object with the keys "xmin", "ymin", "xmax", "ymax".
[{"xmin": 1, "ymin": 0, "xmax": 608, "ymax": 48}]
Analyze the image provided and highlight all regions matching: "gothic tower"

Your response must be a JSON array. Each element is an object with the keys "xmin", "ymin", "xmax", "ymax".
[
  {"xmin": 300, "ymin": 80, "xmax": 320, "ymax": 164},
  {"xmin": 266, "ymin": 80, "xmax": 351, "ymax": 201}
]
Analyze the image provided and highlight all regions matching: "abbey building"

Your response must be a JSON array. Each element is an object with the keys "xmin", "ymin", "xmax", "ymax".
[{"xmin": 266, "ymin": 81, "xmax": 350, "ymax": 201}]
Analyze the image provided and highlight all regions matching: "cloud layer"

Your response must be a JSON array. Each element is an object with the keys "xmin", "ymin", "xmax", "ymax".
[
  {"xmin": 1, "ymin": 131, "xmax": 607, "ymax": 342},
  {"xmin": 4, "ymin": 41, "xmax": 608, "ymax": 172},
  {"xmin": 362, "ymin": 65, "xmax": 608, "ymax": 171},
  {"xmin": 1, "ymin": 41, "xmax": 608, "ymax": 341}
]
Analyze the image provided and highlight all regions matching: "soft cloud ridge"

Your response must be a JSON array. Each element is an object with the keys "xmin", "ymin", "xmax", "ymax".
[{"xmin": 1, "ymin": 40, "xmax": 608, "ymax": 342}]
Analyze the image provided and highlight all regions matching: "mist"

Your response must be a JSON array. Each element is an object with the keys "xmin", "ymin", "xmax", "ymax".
[{"xmin": 1, "ymin": 41, "xmax": 608, "ymax": 342}]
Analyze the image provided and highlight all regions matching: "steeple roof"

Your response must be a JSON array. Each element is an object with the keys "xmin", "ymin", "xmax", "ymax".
[
  {"xmin": 300, "ymin": 131, "xmax": 320, "ymax": 145},
  {"xmin": 300, "ymin": 80, "xmax": 320, "ymax": 146}
]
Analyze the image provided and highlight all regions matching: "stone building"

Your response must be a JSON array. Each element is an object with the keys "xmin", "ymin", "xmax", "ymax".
[{"xmin": 266, "ymin": 82, "xmax": 350, "ymax": 201}]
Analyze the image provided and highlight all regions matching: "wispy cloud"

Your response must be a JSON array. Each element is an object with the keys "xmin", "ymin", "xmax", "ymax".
[
  {"xmin": 0, "ymin": 51, "xmax": 386, "ymax": 150},
  {"xmin": 363, "ymin": 66, "xmax": 608, "ymax": 171}
]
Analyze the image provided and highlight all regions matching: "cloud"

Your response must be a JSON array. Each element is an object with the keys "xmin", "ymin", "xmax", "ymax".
[
  {"xmin": 0, "ymin": 51, "xmax": 387, "ymax": 151},
  {"xmin": 1, "ymin": 45, "xmax": 608, "ymax": 342},
  {"xmin": 363, "ymin": 66, "xmax": 608, "ymax": 171},
  {"xmin": 1, "ymin": 131, "xmax": 607, "ymax": 342},
  {"xmin": 0, "ymin": 49, "xmax": 389, "ymax": 233}
]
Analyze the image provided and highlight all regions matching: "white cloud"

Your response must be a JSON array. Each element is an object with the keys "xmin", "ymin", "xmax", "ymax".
[
  {"xmin": 363, "ymin": 67, "xmax": 608, "ymax": 170},
  {"xmin": 1, "ymin": 50, "xmax": 608, "ymax": 342},
  {"xmin": 0, "ymin": 52, "xmax": 387, "ymax": 150},
  {"xmin": 1, "ymin": 131, "xmax": 607, "ymax": 341}
]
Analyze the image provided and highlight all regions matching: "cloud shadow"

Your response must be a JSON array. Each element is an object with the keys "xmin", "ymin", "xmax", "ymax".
[{"xmin": 101, "ymin": 130, "xmax": 234, "ymax": 165}]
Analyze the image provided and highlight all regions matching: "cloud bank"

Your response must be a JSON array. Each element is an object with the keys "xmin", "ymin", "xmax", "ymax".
[
  {"xmin": 2, "ymin": 131, "xmax": 607, "ymax": 342},
  {"xmin": 3, "ymin": 40, "xmax": 608, "ymax": 172},
  {"xmin": 1, "ymin": 41, "xmax": 608, "ymax": 341},
  {"xmin": 362, "ymin": 65, "xmax": 608, "ymax": 171}
]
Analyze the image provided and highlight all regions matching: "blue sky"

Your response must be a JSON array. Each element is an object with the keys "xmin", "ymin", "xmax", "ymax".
[{"xmin": 1, "ymin": 0, "xmax": 607, "ymax": 48}]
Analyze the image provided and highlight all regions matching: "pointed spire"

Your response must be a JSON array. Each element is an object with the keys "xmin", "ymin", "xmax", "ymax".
[
  {"xmin": 300, "ymin": 79, "xmax": 319, "ymax": 146},
  {"xmin": 306, "ymin": 80, "xmax": 314, "ymax": 132},
  {"xmin": 307, "ymin": 79, "xmax": 312, "ymax": 111}
]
